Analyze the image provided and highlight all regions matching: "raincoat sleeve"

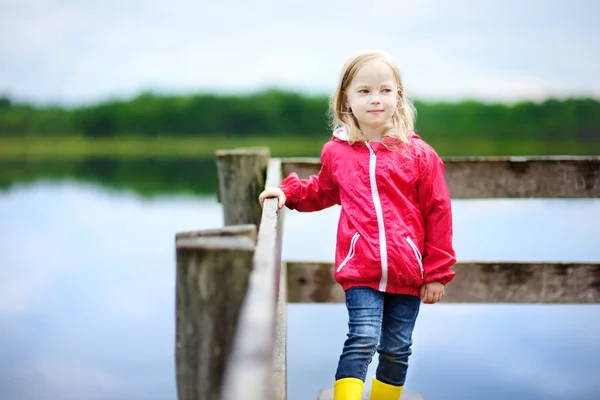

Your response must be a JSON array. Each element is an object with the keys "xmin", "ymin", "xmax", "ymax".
[
  {"xmin": 279, "ymin": 143, "xmax": 340, "ymax": 212},
  {"xmin": 417, "ymin": 147, "xmax": 457, "ymax": 285}
]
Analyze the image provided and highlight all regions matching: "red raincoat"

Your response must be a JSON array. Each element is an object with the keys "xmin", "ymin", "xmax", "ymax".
[{"xmin": 280, "ymin": 128, "xmax": 456, "ymax": 297}]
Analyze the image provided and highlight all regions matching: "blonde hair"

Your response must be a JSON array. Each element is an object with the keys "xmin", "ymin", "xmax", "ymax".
[{"xmin": 329, "ymin": 50, "xmax": 416, "ymax": 145}]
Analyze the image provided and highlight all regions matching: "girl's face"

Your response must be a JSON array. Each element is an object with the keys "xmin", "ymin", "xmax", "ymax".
[{"xmin": 345, "ymin": 59, "xmax": 398, "ymax": 140}]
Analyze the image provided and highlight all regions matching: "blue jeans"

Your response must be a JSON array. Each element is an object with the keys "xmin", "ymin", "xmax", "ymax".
[{"xmin": 335, "ymin": 287, "xmax": 421, "ymax": 386}]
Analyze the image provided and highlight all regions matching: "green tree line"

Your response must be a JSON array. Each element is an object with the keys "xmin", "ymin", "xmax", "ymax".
[{"xmin": 1, "ymin": 90, "xmax": 599, "ymax": 141}]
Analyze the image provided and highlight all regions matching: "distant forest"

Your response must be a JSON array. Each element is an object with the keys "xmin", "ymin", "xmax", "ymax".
[{"xmin": 0, "ymin": 90, "xmax": 598, "ymax": 141}]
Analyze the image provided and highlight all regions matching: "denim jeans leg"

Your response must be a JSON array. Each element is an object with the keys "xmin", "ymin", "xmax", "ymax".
[
  {"xmin": 375, "ymin": 293, "xmax": 421, "ymax": 386},
  {"xmin": 335, "ymin": 287, "xmax": 383, "ymax": 382}
]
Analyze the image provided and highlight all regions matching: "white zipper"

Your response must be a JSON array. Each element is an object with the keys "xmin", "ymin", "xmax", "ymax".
[
  {"xmin": 365, "ymin": 143, "xmax": 388, "ymax": 291},
  {"xmin": 337, "ymin": 232, "xmax": 360, "ymax": 272},
  {"xmin": 406, "ymin": 237, "xmax": 424, "ymax": 279}
]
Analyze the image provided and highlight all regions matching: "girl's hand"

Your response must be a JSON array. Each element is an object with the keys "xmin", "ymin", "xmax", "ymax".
[
  {"xmin": 258, "ymin": 187, "xmax": 286, "ymax": 209},
  {"xmin": 420, "ymin": 281, "xmax": 445, "ymax": 304}
]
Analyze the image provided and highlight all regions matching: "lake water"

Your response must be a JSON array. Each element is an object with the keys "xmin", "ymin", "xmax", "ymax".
[{"xmin": 1, "ymin": 180, "xmax": 599, "ymax": 400}]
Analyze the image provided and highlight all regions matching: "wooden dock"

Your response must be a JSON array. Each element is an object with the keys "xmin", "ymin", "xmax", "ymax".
[
  {"xmin": 174, "ymin": 149, "xmax": 600, "ymax": 400},
  {"xmin": 317, "ymin": 388, "xmax": 423, "ymax": 400}
]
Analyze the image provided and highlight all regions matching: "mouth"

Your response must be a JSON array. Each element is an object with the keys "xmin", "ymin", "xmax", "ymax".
[{"xmin": 368, "ymin": 110, "xmax": 384, "ymax": 114}]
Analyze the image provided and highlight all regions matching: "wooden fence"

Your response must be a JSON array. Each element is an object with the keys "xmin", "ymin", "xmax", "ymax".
[{"xmin": 174, "ymin": 149, "xmax": 600, "ymax": 400}]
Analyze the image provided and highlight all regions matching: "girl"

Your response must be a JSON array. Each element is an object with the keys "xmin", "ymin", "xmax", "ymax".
[{"xmin": 259, "ymin": 50, "xmax": 456, "ymax": 400}]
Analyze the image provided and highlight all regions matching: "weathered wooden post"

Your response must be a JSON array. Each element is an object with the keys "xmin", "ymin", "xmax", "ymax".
[
  {"xmin": 175, "ymin": 225, "xmax": 257, "ymax": 400},
  {"xmin": 216, "ymin": 148, "xmax": 270, "ymax": 227}
]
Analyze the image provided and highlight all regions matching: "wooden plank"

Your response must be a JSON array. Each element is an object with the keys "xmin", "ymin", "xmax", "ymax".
[
  {"xmin": 444, "ymin": 156, "xmax": 600, "ymax": 198},
  {"xmin": 175, "ymin": 232, "xmax": 255, "ymax": 400},
  {"xmin": 220, "ymin": 159, "xmax": 286, "ymax": 400},
  {"xmin": 216, "ymin": 148, "xmax": 270, "ymax": 226},
  {"xmin": 281, "ymin": 156, "xmax": 600, "ymax": 198},
  {"xmin": 317, "ymin": 387, "xmax": 423, "ymax": 400},
  {"xmin": 176, "ymin": 224, "xmax": 257, "ymax": 242},
  {"xmin": 272, "ymin": 239, "xmax": 288, "ymax": 400},
  {"xmin": 287, "ymin": 262, "xmax": 600, "ymax": 303},
  {"xmin": 287, "ymin": 262, "xmax": 339, "ymax": 303}
]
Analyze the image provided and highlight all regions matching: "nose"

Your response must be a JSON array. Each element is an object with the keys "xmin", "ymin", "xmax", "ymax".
[{"xmin": 370, "ymin": 94, "xmax": 381, "ymax": 104}]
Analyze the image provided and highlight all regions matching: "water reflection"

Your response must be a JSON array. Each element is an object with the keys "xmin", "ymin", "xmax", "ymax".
[
  {"xmin": 0, "ymin": 158, "xmax": 218, "ymax": 195},
  {"xmin": 0, "ymin": 181, "xmax": 599, "ymax": 400}
]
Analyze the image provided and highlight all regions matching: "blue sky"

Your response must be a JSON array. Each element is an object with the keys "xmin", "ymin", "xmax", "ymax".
[{"xmin": 1, "ymin": 0, "xmax": 599, "ymax": 105}]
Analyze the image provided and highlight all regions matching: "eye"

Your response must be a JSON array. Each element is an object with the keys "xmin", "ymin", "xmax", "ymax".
[
  {"xmin": 358, "ymin": 89, "xmax": 369, "ymax": 94},
  {"xmin": 381, "ymin": 88, "xmax": 393, "ymax": 93}
]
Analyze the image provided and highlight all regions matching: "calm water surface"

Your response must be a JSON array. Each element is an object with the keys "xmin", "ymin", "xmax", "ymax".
[{"xmin": 1, "ymin": 181, "xmax": 599, "ymax": 400}]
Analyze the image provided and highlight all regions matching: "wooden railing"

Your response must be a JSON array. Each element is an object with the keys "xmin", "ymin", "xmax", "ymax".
[
  {"xmin": 174, "ymin": 150, "xmax": 600, "ymax": 400},
  {"xmin": 175, "ymin": 149, "xmax": 288, "ymax": 400}
]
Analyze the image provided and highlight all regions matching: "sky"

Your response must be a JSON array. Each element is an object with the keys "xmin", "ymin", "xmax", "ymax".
[{"xmin": 1, "ymin": 0, "xmax": 599, "ymax": 105}]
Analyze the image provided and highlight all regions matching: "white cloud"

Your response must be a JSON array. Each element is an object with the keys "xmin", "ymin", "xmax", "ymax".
[
  {"xmin": 1, "ymin": 0, "xmax": 599, "ymax": 104},
  {"xmin": 0, "ymin": 181, "xmax": 222, "ymax": 317}
]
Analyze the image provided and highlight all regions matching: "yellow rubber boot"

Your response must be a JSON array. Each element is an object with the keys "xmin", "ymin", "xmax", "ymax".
[
  {"xmin": 369, "ymin": 376, "xmax": 403, "ymax": 400},
  {"xmin": 334, "ymin": 377, "xmax": 364, "ymax": 400}
]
